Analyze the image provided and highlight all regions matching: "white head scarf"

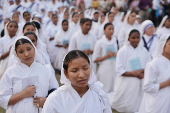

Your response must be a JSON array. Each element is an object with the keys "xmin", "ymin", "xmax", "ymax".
[
  {"xmin": 4, "ymin": 21, "xmax": 19, "ymax": 38},
  {"xmin": 60, "ymin": 51, "xmax": 97, "ymax": 85},
  {"xmin": 9, "ymin": 36, "xmax": 44, "ymax": 64},
  {"xmin": 140, "ymin": 20, "xmax": 154, "ymax": 35},
  {"xmin": 123, "ymin": 10, "xmax": 131, "ymax": 25},
  {"xmin": 158, "ymin": 15, "xmax": 168, "ymax": 29},
  {"xmin": 124, "ymin": 28, "xmax": 141, "ymax": 47},
  {"xmin": 153, "ymin": 34, "xmax": 170, "ymax": 58}
]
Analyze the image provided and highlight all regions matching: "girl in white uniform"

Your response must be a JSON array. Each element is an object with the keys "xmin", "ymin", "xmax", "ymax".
[
  {"xmin": 54, "ymin": 19, "xmax": 73, "ymax": 70},
  {"xmin": 93, "ymin": 23, "xmax": 117, "ymax": 93},
  {"xmin": 42, "ymin": 50, "xmax": 112, "ymax": 113},
  {"xmin": 0, "ymin": 21, "xmax": 18, "ymax": 78},
  {"xmin": 139, "ymin": 34, "xmax": 170, "ymax": 113},
  {"xmin": 45, "ymin": 14, "xmax": 59, "ymax": 63},
  {"xmin": 69, "ymin": 12, "xmax": 80, "ymax": 35},
  {"xmin": 0, "ymin": 36, "xmax": 59, "ymax": 113},
  {"xmin": 68, "ymin": 18, "xmax": 97, "ymax": 72},
  {"xmin": 111, "ymin": 29, "xmax": 151, "ymax": 113},
  {"xmin": 156, "ymin": 15, "xmax": 170, "ymax": 38},
  {"xmin": 118, "ymin": 11, "xmax": 139, "ymax": 48}
]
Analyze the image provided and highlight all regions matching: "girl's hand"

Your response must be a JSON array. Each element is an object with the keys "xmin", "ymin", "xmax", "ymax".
[
  {"xmin": 63, "ymin": 44, "xmax": 68, "ymax": 49},
  {"xmin": 137, "ymin": 73, "xmax": 144, "ymax": 79},
  {"xmin": 49, "ymin": 37, "xmax": 55, "ymax": 41},
  {"xmin": 22, "ymin": 86, "xmax": 36, "ymax": 98},
  {"xmin": 33, "ymin": 97, "xmax": 46, "ymax": 108}
]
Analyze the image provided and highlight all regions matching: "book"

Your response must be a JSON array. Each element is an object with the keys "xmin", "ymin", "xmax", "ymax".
[
  {"xmin": 82, "ymin": 43, "xmax": 90, "ymax": 50},
  {"xmin": 129, "ymin": 57, "xmax": 142, "ymax": 71},
  {"xmin": 105, "ymin": 46, "xmax": 116, "ymax": 60},
  {"xmin": 63, "ymin": 39, "xmax": 69, "ymax": 45}
]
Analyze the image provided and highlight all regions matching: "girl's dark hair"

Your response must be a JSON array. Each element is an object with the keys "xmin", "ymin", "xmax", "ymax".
[
  {"xmin": 15, "ymin": 38, "xmax": 33, "ymax": 50},
  {"xmin": 12, "ymin": 13, "xmax": 19, "ymax": 18},
  {"xmin": 129, "ymin": 29, "xmax": 140, "ymax": 37},
  {"xmin": 108, "ymin": 12, "xmax": 113, "ymax": 17},
  {"xmin": 7, "ymin": 21, "xmax": 18, "ymax": 28},
  {"xmin": 5, "ymin": 18, "xmax": 10, "ymax": 21},
  {"xmin": 24, "ymin": 32, "xmax": 38, "ymax": 40},
  {"xmin": 23, "ymin": 22, "xmax": 36, "ymax": 31},
  {"xmin": 104, "ymin": 23, "xmax": 113, "ymax": 30},
  {"xmin": 80, "ymin": 18, "xmax": 92, "ymax": 24},
  {"xmin": 166, "ymin": 36, "xmax": 170, "ymax": 41},
  {"xmin": 94, "ymin": 12, "xmax": 99, "ymax": 15},
  {"xmin": 63, "ymin": 50, "xmax": 90, "ymax": 72},
  {"xmin": 72, "ymin": 12, "xmax": 78, "ymax": 17},
  {"xmin": 62, "ymin": 19, "xmax": 68, "ymax": 24},
  {"xmin": 80, "ymin": 12, "xmax": 84, "ymax": 14},
  {"xmin": 32, "ymin": 21, "xmax": 41, "ymax": 30},
  {"xmin": 23, "ymin": 11, "xmax": 30, "ymax": 17},
  {"xmin": 52, "ymin": 14, "xmax": 58, "ymax": 18}
]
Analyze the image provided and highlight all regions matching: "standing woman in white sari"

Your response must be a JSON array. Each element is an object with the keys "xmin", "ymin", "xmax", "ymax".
[
  {"xmin": 156, "ymin": 15, "xmax": 170, "ymax": 38},
  {"xmin": 42, "ymin": 50, "xmax": 112, "ymax": 113},
  {"xmin": 118, "ymin": 11, "xmax": 139, "ymax": 48},
  {"xmin": 45, "ymin": 14, "xmax": 59, "ymax": 63},
  {"xmin": 139, "ymin": 34, "xmax": 170, "ymax": 113},
  {"xmin": 140, "ymin": 20, "xmax": 159, "ymax": 58},
  {"xmin": 0, "ymin": 36, "xmax": 59, "ymax": 113},
  {"xmin": 69, "ymin": 12, "xmax": 80, "ymax": 35},
  {"xmin": 24, "ymin": 32, "xmax": 51, "ymax": 65},
  {"xmin": 68, "ymin": 18, "xmax": 97, "ymax": 72},
  {"xmin": 0, "ymin": 21, "xmax": 18, "ymax": 78},
  {"xmin": 93, "ymin": 23, "xmax": 117, "ymax": 93},
  {"xmin": 111, "ymin": 29, "xmax": 151, "ymax": 113},
  {"xmin": 54, "ymin": 19, "xmax": 73, "ymax": 70}
]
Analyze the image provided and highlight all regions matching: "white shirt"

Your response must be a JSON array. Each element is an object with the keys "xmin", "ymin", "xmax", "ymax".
[{"xmin": 0, "ymin": 61, "xmax": 59, "ymax": 113}]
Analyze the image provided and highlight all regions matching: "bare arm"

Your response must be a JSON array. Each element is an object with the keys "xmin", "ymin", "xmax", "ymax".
[{"xmin": 0, "ymin": 51, "xmax": 10, "ymax": 60}]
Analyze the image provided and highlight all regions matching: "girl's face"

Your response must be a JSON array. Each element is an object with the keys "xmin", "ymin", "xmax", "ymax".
[
  {"xmin": 80, "ymin": 13, "xmax": 84, "ymax": 19},
  {"xmin": 64, "ymin": 57, "xmax": 90, "ymax": 88},
  {"xmin": 128, "ymin": 32, "xmax": 140, "ymax": 48},
  {"xmin": 101, "ymin": 16, "xmax": 105, "ymax": 23},
  {"xmin": 164, "ymin": 19, "xmax": 170, "ymax": 28},
  {"xmin": 23, "ymin": 25, "xmax": 36, "ymax": 34},
  {"xmin": 72, "ymin": 13, "xmax": 79, "ymax": 23},
  {"xmin": 48, "ymin": 11, "xmax": 53, "ymax": 17},
  {"xmin": 128, "ymin": 12, "xmax": 136, "ymax": 24},
  {"xmin": 104, "ymin": 25, "xmax": 114, "ymax": 38},
  {"xmin": 81, "ymin": 21, "xmax": 92, "ymax": 34},
  {"xmin": 145, "ymin": 26, "xmax": 155, "ymax": 36},
  {"xmin": 64, "ymin": 12, "xmax": 69, "ymax": 19},
  {"xmin": 163, "ymin": 40, "xmax": 170, "ymax": 55},
  {"xmin": 93, "ymin": 13, "xmax": 99, "ymax": 20},
  {"xmin": 12, "ymin": 14, "xmax": 19, "ymax": 23},
  {"xmin": 26, "ymin": 34, "xmax": 37, "ymax": 46},
  {"xmin": 62, "ymin": 21, "xmax": 68, "ymax": 31},
  {"xmin": 52, "ymin": 15, "xmax": 58, "ymax": 25},
  {"xmin": 16, "ymin": 43, "xmax": 35, "ymax": 66},
  {"xmin": 108, "ymin": 13, "xmax": 114, "ymax": 23},
  {"xmin": 7, "ymin": 22, "xmax": 18, "ymax": 36},
  {"xmin": 23, "ymin": 12, "xmax": 31, "ymax": 21}
]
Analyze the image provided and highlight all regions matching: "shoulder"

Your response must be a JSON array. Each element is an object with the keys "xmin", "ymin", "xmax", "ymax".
[{"xmin": 48, "ymin": 85, "xmax": 69, "ymax": 101}]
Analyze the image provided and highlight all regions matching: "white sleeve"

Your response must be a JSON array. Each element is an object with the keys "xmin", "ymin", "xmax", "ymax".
[
  {"xmin": 0, "ymin": 39, "xmax": 3, "ymax": 56},
  {"xmin": 0, "ymin": 71, "xmax": 13, "ymax": 109},
  {"xmin": 116, "ymin": 48, "xmax": 127, "ymax": 76},
  {"xmin": 68, "ymin": 36, "xmax": 77, "ymax": 51},
  {"xmin": 42, "ymin": 91, "xmax": 63, "ymax": 113},
  {"xmin": 143, "ymin": 63, "xmax": 160, "ymax": 95},
  {"xmin": 92, "ymin": 41, "xmax": 102, "ymax": 62}
]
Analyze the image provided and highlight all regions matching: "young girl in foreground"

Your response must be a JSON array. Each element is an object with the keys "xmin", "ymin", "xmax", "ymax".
[
  {"xmin": 139, "ymin": 34, "xmax": 170, "ymax": 113},
  {"xmin": 0, "ymin": 36, "xmax": 59, "ymax": 113},
  {"xmin": 112, "ymin": 29, "xmax": 151, "ymax": 112},
  {"xmin": 42, "ymin": 50, "xmax": 112, "ymax": 113}
]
